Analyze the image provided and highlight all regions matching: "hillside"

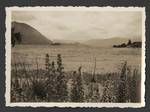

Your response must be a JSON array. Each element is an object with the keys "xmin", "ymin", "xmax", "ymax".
[
  {"xmin": 82, "ymin": 37, "xmax": 141, "ymax": 48},
  {"xmin": 11, "ymin": 21, "xmax": 52, "ymax": 45}
]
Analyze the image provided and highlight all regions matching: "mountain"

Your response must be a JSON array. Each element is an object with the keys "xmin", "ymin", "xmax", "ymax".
[
  {"xmin": 82, "ymin": 37, "xmax": 141, "ymax": 48},
  {"xmin": 11, "ymin": 21, "xmax": 52, "ymax": 45}
]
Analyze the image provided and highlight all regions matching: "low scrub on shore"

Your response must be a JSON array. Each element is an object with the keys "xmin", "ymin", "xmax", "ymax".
[{"xmin": 11, "ymin": 53, "xmax": 141, "ymax": 102}]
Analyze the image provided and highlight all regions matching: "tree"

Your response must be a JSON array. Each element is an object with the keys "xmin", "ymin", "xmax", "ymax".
[
  {"xmin": 15, "ymin": 32, "xmax": 22, "ymax": 44},
  {"xmin": 11, "ymin": 27, "xmax": 22, "ymax": 47},
  {"xmin": 127, "ymin": 40, "xmax": 132, "ymax": 45},
  {"xmin": 11, "ymin": 27, "xmax": 15, "ymax": 47}
]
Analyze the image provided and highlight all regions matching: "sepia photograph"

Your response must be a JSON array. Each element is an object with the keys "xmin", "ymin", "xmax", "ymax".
[{"xmin": 5, "ymin": 7, "xmax": 145, "ymax": 107}]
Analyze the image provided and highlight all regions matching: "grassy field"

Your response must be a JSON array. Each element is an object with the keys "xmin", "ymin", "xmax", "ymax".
[{"xmin": 11, "ymin": 45, "xmax": 141, "ymax": 102}]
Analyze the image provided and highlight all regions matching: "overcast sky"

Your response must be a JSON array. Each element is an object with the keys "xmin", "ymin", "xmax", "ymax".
[{"xmin": 12, "ymin": 10, "xmax": 142, "ymax": 41}]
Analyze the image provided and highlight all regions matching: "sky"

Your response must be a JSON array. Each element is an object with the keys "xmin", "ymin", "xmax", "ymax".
[{"xmin": 12, "ymin": 10, "xmax": 142, "ymax": 41}]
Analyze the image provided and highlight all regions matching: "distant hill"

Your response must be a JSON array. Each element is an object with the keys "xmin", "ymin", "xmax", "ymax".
[
  {"xmin": 11, "ymin": 21, "xmax": 52, "ymax": 45},
  {"xmin": 82, "ymin": 37, "xmax": 141, "ymax": 48},
  {"xmin": 53, "ymin": 39, "xmax": 77, "ymax": 44}
]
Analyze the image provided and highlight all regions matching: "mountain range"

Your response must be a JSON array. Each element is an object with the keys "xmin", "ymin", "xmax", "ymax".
[{"xmin": 11, "ymin": 22, "xmax": 141, "ymax": 47}]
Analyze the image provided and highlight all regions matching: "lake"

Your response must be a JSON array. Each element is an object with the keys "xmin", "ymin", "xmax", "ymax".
[{"xmin": 11, "ymin": 44, "xmax": 141, "ymax": 74}]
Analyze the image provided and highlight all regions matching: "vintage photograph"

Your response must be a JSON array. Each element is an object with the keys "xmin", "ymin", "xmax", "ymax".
[{"xmin": 5, "ymin": 7, "xmax": 145, "ymax": 107}]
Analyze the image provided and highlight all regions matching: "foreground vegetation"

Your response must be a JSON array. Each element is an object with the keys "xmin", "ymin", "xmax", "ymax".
[{"xmin": 11, "ymin": 53, "xmax": 141, "ymax": 102}]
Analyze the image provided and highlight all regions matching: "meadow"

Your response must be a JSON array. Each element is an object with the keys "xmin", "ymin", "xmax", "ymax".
[{"xmin": 11, "ymin": 44, "xmax": 141, "ymax": 102}]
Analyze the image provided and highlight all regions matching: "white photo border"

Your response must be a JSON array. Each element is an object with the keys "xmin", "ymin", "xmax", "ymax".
[{"xmin": 5, "ymin": 6, "xmax": 146, "ymax": 108}]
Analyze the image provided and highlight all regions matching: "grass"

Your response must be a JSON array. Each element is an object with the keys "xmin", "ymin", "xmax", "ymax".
[{"xmin": 11, "ymin": 53, "xmax": 141, "ymax": 103}]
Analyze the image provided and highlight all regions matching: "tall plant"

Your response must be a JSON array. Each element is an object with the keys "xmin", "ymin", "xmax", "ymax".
[
  {"xmin": 70, "ymin": 67, "xmax": 84, "ymax": 102},
  {"xmin": 55, "ymin": 54, "xmax": 68, "ymax": 101},
  {"xmin": 117, "ymin": 61, "xmax": 128, "ymax": 102}
]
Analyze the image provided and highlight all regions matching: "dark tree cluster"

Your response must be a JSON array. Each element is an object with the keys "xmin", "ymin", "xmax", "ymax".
[
  {"xmin": 11, "ymin": 27, "xmax": 22, "ymax": 47},
  {"xmin": 113, "ymin": 40, "xmax": 141, "ymax": 48}
]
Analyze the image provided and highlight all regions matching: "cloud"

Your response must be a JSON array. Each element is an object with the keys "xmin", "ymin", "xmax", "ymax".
[
  {"xmin": 11, "ymin": 10, "xmax": 142, "ymax": 41},
  {"xmin": 12, "ymin": 11, "xmax": 36, "ymax": 21}
]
